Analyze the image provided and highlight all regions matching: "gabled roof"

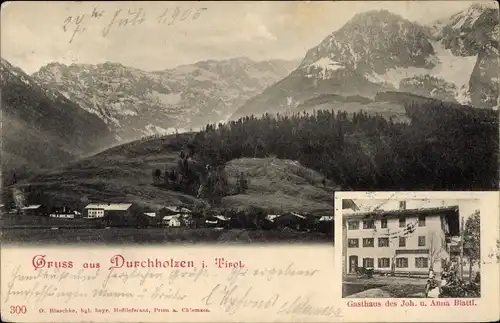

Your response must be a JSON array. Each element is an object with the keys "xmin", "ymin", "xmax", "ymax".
[
  {"xmin": 144, "ymin": 212, "xmax": 156, "ymax": 218},
  {"xmin": 342, "ymin": 199, "xmax": 359, "ymax": 211},
  {"xmin": 161, "ymin": 206, "xmax": 192, "ymax": 213},
  {"xmin": 162, "ymin": 214, "xmax": 181, "ymax": 220},
  {"xmin": 84, "ymin": 203, "xmax": 133, "ymax": 211},
  {"xmin": 319, "ymin": 215, "xmax": 334, "ymax": 221},
  {"xmin": 343, "ymin": 206, "xmax": 459, "ymax": 219},
  {"xmin": 21, "ymin": 205, "xmax": 42, "ymax": 210},
  {"xmin": 343, "ymin": 205, "xmax": 461, "ymax": 236},
  {"xmin": 266, "ymin": 214, "xmax": 280, "ymax": 221},
  {"xmin": 279, "ymin": 212, "xmax": 306, "ymax": 220}
]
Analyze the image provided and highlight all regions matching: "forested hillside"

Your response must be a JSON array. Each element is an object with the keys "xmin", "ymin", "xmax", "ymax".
[
  {"xmin": 189, "ymin": 96, "xmax": 498, "ymax": 191},
  {"xmin": 13, "ymin": 94, "xmax": 498, "ymax": 217}
]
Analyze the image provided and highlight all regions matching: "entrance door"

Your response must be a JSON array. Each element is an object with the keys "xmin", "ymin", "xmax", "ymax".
[{"xmin": 349, "ymin": 255, "xmax": 358, "ymax": 273}]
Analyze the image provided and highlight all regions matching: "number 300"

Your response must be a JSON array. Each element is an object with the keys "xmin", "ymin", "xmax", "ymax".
[{"xmin": 10, "ymin": 305, "xmax": 27, "ymax": 314}]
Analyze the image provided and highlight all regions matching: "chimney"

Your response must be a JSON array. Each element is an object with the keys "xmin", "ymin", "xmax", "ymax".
[{"xmin": 399, "ymin": 201, "xmax": 407, "ymax": 210}]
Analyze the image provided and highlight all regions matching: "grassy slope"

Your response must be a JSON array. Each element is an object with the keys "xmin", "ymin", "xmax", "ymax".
[
  {"xmin": 19, "ymin": 135, "xmax": 203, "ymax": 210},
  {"xmin": 18, "ymin": 135, "xmax": 335, "ymax": 215},
  {"xmin": 223, "ymin": 158, "xmax": 336, "ymax": 215},
  {"xmin": 0, "ymin": 227, "xmax": 330, "ymax": 245}
]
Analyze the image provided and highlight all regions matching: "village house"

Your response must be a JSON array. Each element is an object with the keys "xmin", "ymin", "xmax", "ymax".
[
  {"xmin": 158, "ymin": 206, "xmax": 192, "ymax": 216},
  {"xmin": 49, "ymin": 211, "xmax": 77, "ymax": 219},
  {"xmin": 342, "ymin": 202, "xmax": 460, "ymax": 276},
  {"xmin": 204, "ymin": 218, "xmax": 219, "ymax": 228},
  {"xmin": 21, "ymin": 204, "xmax": 47, "ymax": 216},
  {"xmin": 214, "ymin": 215, "xmax": 231, "ymax": 228},
  {"xmin": 162, "ymin": 214, "xmax": 182, "ymax": 227},
  {"xmin": 144, "ymin": 212, "xmax": 157, "ymax": 219},
  {"xmin": 49, "ymin": 206, "xmax": 81, "ymax": 219},
  {"xmin": 260, "ymin": 214, "xmax": 280, "ymax": 230},
  {"xmin": 137, "ymin": 212, "xmax": 158, "ymax": 227},
  {"xmin": 266, "ymin": 214, "xmax": 280, "ymax": 222},
  {"xmin": 319, "ymin": 215, "xmax": 334, "ymax": 222},
  {"xmin": 274, "ymin": 212, "xmax": 308, "ymax": 231},
  {"xmin": 158, "ymin": 206, "xmax": 193, "ymax": 227},
  {"xmin": 84, "ymin": 203, "xmax": 135, "ymax": 227},
  {"xmin": 317, "ymin": 215, "xmax": 334, "ymax": 235}
]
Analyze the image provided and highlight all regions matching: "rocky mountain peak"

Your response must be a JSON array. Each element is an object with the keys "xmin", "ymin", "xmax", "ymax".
[
  {"xmin": 346, "ymin": 9, "xmax": 409, "ymax": 27},
  {"xmin": 300, "ymin": 8, "xmax": 436, "ymax": 76},
  {"xmin": 32, "ymin": 57, "xmax": 299, "ymax": 142},
  {"xmin": 232, "ymin": 4, "xmax": 498, "ymax": 120}
]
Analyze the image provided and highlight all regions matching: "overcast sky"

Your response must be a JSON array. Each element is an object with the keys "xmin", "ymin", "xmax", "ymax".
[{"xmin": 1, "ymin": 1, "xmax": 488, "ymax": 74}]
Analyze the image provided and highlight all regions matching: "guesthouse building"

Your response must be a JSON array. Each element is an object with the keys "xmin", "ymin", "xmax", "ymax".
[
  {"xmin": 84, "ymin": 203, "xmax": 135, "ymax": 227},
  {"xmin": 342, "ymin": 203, "xmax": 460, "ymax": 276}
]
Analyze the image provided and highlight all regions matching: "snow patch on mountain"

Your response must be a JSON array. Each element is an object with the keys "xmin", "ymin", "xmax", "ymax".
[
  {"xmin": 303, "ymin": 57, "xmax": 346, "ymax": 80},
  {"xmin": 285, "ymin": 96, "xmax": 300, "ymax": 109},
  {"xmin": 149, "ymin": 91, "xmax": 183, "ymax": 105},
  {"xmin": 142, "ymin": 124, "xmax": 191, "ymax": 137},
  {"xmin": 365, "ymin": 40, "xmax": 478, "ymax": 102},
  {"xmin": 144, "ymin": 124, "xmax": 169, "ymax": 136},
  {"xmin": 310, "ymin": 58, "xmax": 345, "ymax": 71},
  {"xmin": 450, "ymin": 3, "xmax": 490, "ymax": 30},
  {"xmin": 431, "ymin": 42, "xmax": 478, "ymax": 88},
  {"xmin": 455, "ymin": 85, "xmax": 472, "ymax": 105},
  {"xmin": 33, "ymin": 57, "xmax": 300, "ymax": 142}
]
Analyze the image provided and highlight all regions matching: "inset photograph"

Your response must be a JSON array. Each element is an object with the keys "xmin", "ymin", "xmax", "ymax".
[{"xmin": 341, "ymin": 198, "xmax": 481, "ymax": 298}]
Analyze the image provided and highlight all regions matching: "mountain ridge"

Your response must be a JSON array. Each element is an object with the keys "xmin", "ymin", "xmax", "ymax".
[
  {"xmin": 32, "ymin": 57, "xmax": 300, "ymax": 142},
  {"xmin": 231, "ymin": 3, "xmax": 499, "ymax": 120},
  {"xmin": 0, "ymin": 58, "xmax": 116, "ymax": 184}
]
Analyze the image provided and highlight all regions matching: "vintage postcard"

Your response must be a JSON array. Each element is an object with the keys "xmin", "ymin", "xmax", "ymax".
[
  {"xmin": 1, "ymin": 0, "xmax": 499, "ymax": 322},
  {"xmin": 334, "ymin": 191, "xmax": 499, "ymax": 321}
]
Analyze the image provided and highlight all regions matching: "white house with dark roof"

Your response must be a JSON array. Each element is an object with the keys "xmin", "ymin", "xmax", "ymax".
[
  {"xmin": 83, "ymin": 203, "xmax": 134, "ymax": 226},
  {"xmin": 342, "ymin": 204, "xmax": 461, "ymax": 276},
  {"xmin": 21, "ymin": 204, "xmax": 46, "ymax": 216},
  {"xmin": 162, "ymin": 214, "xmax": 182, "ymax": 227}
]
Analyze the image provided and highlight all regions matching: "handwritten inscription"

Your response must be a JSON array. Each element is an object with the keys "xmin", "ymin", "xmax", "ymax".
[
  {"xmin": 201, "ymin": 284, "xmax": 343, "ymax": 317},
  {"xmin": 3, "ymin": 255, "xmax": 342, "ymax": 319},
  {"xmin": 62, "ymin": 6, "xmax": 208, "ymax": 43},
  {"xmin": 201, "ymin": 284, "xmax": 280, "ymax": 315}
]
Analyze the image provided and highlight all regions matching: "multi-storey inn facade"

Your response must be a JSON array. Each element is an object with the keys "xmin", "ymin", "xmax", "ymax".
[{"xmin": 342, "ymin": 203, "xmax": 460, "ymax": 275}]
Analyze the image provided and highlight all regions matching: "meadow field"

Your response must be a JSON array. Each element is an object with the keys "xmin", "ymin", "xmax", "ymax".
[{"xmin": 0, "ymin": 226, "xmax": 332, "ymax": 245}]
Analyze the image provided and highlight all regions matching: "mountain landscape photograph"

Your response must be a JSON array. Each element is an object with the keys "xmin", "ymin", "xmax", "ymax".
[{"xmin": 0, "ymin": 1, "xmax": 498, "ymax": 245}]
